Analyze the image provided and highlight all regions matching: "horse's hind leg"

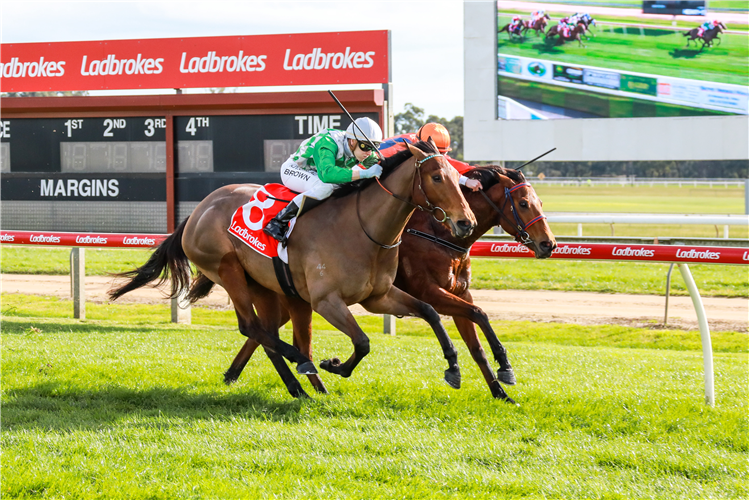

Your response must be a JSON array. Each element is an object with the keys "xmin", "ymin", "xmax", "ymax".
[
  {"xmin": 283, "ymin": 297, "xmax": 328, "ymax": 394},
  {"xmin": 224, "ymin": 339, "xmax": 259, "ymax": 384},
  {"xmin": 218, "ymin": 253, "xmax": 315, "ymax": 375}
]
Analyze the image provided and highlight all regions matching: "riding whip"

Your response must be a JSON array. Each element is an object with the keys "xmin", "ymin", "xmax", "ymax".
[
  {"xmin": 515, "ymin": 147, "xmax": 556, "ymax": 171},
  {"xmin": 328, "ymin": 90, "xmax": 385, "ymax": 160}
]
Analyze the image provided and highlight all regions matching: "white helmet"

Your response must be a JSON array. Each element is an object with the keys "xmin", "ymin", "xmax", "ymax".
[{"xmin": 345, "ymin": 117, "xmax": 383, "ymax": 144}]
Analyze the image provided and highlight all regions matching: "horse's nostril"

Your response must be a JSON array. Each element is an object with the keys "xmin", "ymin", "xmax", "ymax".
[
  {"xmin": 540, "ymin": 240, "xmax": 553, "ymax": 251},
  {"xmin": 457, "ymin": 220, "xmax": 472, "ymax": 230}
]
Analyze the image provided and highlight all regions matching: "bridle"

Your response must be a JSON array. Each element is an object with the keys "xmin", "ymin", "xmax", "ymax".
[
  {"xmin": 357, "ymin": 152, "xmax": 451, "ymax": 249},
  {"xmin": 479, "ymin": 181, "xmax": 546, "ymax": 246}
]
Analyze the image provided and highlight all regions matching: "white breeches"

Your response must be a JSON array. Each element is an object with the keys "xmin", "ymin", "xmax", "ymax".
[{"xmin": 280, "ymin": 158, "xmax": 335, "ymax": 205}]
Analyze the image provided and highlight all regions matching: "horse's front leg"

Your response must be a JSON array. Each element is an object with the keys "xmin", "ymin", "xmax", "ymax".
[
  {"xmin": 314, "ymin": 293, "xmax": 370, "ymax": 379},
  {"xmin": 423, "ymin": 287, "xmax": 516, "ymax": 387},
  {"xmin": 361, "ymin": 286, "xmax": 461, "ymax": 389}
]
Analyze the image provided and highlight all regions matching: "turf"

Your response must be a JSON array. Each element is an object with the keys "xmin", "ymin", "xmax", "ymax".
[
  {"xmin": 2, "ymin": 300, "xmax": 747, "ymax": 499},
  {"xmin": 497, "ymin": 14, "xmax": 749, "ymax": 86}
]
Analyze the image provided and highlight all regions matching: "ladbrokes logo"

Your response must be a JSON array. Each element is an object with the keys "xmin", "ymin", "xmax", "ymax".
[
  {"xmin": 676, "ymin": 248, "xmax": 720, "ymax": 260},
  {"xmin": 489, "ymin": 243, "xmax": 530, "ymax": 254},
  {"xmin": 744, "ymin": 251, "xmax": 749, "ymax": 262},
  {"xmin": 611, "ymin": 246, "xmax": 655, "ymax": 258},
  {"xmin": 123, "ymin": 237, "xmax": 156, "ymax": 246},
  {"xmin": 81, "ymin": 54, "xmax": 163, "ymax": 76},
  {"xmin": 229, "ymin": 221, "xmax": 266, "ymax": 252},
  {"xmin": 552, "ymin": 245, "xmax": 592, "ymax": 256},
  {"xmin": 0, "ymin": 233, "xmax": 15, "ymax": 242},
  {"xmin": 30, "ymin": 234, "xmax": 61, "ymax": 244},
  {"xmin": 1, "ymin": 57, "xmax": 66, "ymax": 78},
  {"xmin": 283, "ymin": 47, "xmax": 375, "ymax": 70},
  {"xmin": 180, "ymin": 51, "xmax": 266, "ymax": 73},
  {"xmin": 75, "ymin": 235, "xmax": 108, "ymax": 245}
]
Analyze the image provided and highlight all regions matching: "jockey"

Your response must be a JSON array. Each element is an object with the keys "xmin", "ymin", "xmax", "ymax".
[
  {"xmin": 698, "ymin": 20, "xmax": 715, "ymax": 37},
  {"xmin": 510, "ymin": 15, "xmax": 522, "ymax": 33},
  {"xmin": 378, "ymin": 122, "xmax": 482, "ymax": 192},
  {"xmin": 263, "ymin": 117, "xmax": 383, "ymax": 243},
  {"xmin": 568, "ymin": 13, "xmax": 580, "ymax": 26},
  {"xmin": 559, "ymin": 19, "xmax": 570, "ymax": 37},
  {"xmin": 531, "ymin": 10, "xmax": 545, "ymax": 23}
]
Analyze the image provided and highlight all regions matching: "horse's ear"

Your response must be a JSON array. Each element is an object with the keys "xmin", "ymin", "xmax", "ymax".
[
  {"xmin": 406, "ymin": 141, "xmax": 427, "ymax": 160},
  {"xmin": 426, "ymin": 136, "xmax": 439, "ymax": 151}
]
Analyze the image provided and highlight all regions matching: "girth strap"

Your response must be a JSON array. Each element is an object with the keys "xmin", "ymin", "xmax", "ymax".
[{"xmin": 272, "ymin": 256, "xmax": 305, "ymax": 301}]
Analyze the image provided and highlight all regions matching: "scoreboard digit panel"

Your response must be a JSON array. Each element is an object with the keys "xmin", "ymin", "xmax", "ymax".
[{"xmin": 0, "ymin": 117, "xmax": 167, "ymax": 173}]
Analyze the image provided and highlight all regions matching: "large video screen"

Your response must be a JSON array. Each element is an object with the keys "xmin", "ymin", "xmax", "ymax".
[{"xmin": 496, "ymin": 1, "xmax": 748, "ymax": 120}]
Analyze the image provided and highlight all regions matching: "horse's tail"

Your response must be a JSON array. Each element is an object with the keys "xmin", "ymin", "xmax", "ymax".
[
  {"xmin": 682, "ymin": 30, "xmax": 690, "ymax": 36},
  {"xmin": 499, "ymin": 24, "xmax": 508, "ymax": 33},
  {"xmin": 108, "ymin": 218, "xmax": 192, "ymax": 301}
]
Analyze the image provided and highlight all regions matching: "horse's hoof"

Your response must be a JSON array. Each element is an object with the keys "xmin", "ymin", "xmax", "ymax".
[
  {"xmin": 444, "ymin": 366, "xmax": 461, "ymax": 389},
  {"xmin": 223, "ymin": 370, "xmax": 239, "ymax": 385},
  {"xmin": 503, "ymin": 395, "xmax": 519, "ymax": 406},
  {"xmin": 497, "ymin": 368, "xmax": 517, "ymax": 386},
  {"xmin": 297, "ymin": 361, "xmax": 318, "ymax": 375}
]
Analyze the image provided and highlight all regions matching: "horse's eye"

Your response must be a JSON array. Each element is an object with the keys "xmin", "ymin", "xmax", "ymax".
[
  {"xmin": 520, "ymin": 200, "xmax": 529, "ymax": 208},
  {"xmin": 432, "ymin": 175, "xmax": 442, "ymax": 183}
]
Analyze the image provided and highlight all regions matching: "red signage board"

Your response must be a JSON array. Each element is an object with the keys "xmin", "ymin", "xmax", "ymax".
[
  {"xmin": 0, "ymin": 31, "xmax": 390, "ymax": 92},
  {"xmin": 470, "ymin": 241, "xmax": 749, "ymax": 265}
]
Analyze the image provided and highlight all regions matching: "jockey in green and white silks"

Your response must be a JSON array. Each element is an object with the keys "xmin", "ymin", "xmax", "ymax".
[{"xmin": 263, "ymin": 117, "xmax": 384, "ymax": 244}]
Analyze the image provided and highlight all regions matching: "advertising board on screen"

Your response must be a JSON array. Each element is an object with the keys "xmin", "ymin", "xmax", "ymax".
[
  {"xmin": 0, "ymin": 31, "xmax": 390, "ymax": 92},
  {"xmin": 496, "ymin": 1, "xmax": 748, "ymax": 120}
]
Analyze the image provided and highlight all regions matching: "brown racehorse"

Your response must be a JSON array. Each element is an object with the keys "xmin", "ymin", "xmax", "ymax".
[
  {"xmin": 546, "ymin": 23, "xmax": 587, "ymax": 47},
  {"xmin": 522, "ymin": 15, "xmax": 550, "ymax": 37},
  {"xmin": 223, "ymin": 166, "xmax": 557, "ymax": 402},
  {"xmin": 109, "ymin": 139, "xmax": 476, "ymax": 399},
  {"xmin": 684, "ymin": 23, "xmax": 725, "ymax": 48},
  {"xmin": 499, "ymin": 21, "xmax": 525, "ymax": 39}
]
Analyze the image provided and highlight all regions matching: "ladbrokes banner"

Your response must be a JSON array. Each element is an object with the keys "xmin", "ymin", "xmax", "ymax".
[{"xmin": 0, "ymin": 31, "xmax": 390, "ymax": 92}]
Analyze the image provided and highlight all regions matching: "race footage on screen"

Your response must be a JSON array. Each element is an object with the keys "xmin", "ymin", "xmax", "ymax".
[{"xmin": 496, "ymin": 1, "xmax": 749, "ymax": 120}]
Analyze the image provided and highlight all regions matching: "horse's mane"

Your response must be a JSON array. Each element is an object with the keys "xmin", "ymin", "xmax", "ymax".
[
  {"xmin": 330, "ymin": 140, "xmax": 440, "ymax": 199},
  {"xmin": 463, "ymin": 165, "xmax": 526, "ymax": 191}
]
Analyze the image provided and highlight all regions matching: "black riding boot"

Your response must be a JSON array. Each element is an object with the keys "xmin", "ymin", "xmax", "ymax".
[{"xmin": 263, "ymin": 201, "xmax": 299, "ymax": 245}]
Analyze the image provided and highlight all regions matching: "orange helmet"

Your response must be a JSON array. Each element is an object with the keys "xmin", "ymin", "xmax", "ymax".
[{"xmin": 417, "ymin": 122, "xmax": 452, "ymax": 153}]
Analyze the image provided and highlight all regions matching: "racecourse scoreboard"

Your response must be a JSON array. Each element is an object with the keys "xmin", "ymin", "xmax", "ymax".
[
  {"xmin": 0, "ymin": 91, "xmax": 385, "ymax": 233},
  {"xmin": 642, "ymin": 1, "xmax": 706, "ymax": 16}
]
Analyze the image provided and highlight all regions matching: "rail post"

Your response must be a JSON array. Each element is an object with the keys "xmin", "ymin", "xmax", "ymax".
[
  {"xmin": 745, "ymin": 179, "xmax": 748, "ymax": 215},
  {"xmin": 171, "ymin": 277, "xmax": 191, "ymax": 324},
  {"xmin": 678, "ymin": 263, "xmax": 715, "ymax": 406},
  {"xmin": 71, "ymin": 247, "xmax": 85, "ymax": 320},
  {"xmin": 383, "ymin": 314, "xmax": 396, "ymax": 335}
]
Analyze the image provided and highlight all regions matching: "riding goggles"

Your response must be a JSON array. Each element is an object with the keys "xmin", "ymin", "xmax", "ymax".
[{"xmin": 357, "ymin": 142, "xmax": 378, "ymax": 153}]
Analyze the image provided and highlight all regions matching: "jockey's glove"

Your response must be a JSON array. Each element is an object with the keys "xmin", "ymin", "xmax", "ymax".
[{"xmin": 355, "ymin": 164, "xmax": 383, "ymax": 179}]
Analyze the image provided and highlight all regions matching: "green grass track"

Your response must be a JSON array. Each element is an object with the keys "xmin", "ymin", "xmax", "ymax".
[{"xmin": 2, "ymin": 297, "xmax": 747, "ymax": 499}]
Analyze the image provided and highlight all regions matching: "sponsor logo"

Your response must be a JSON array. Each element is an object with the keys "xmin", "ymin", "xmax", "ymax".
[
  {"xmin": 527, "ymin": 62, "xmax": 546, "ymax": 77},
  {"xmin": 123, "ymin": 236, "xmax": 156, "ymax": 246},
  {"xmin": 229, "ymin": 220, "xmax": 267, "ymax": 251},
  {"xmin": 0, "ymin": 233, "xmax": 15, "ymax": 242},
  {"xmin": 179, "ymin": 51, "xmax": 266, "ymax": 74},
  {"xmin": 30, "ymin": 234, "xmax": 61, "ymax": 243},
  {"xmin": 80, "ymin": 54, "xmax": 163, "ymax": 76},
  {"xmin": 75, "ymin": 235, "xmax": 108, "ymax": 245},
  {"xmin": 611, "ymin": 246, "xmax": 655, "ymax": 258},
  {"xmin": 489, "ymin": 243, "xmax": 530, "ymax": 254},
  {"xmin": 283, "ymin": 47, "xmax": 375, "ymax": 70},
  {"xmin": 676, "ymin": 248, "xmax": 720, "ymax": 260},
  {"xmin": 0, "ymin": 57, "xmax": 66, "ymax": 78},
  {"xmin": 744, "ymin": 251, "xmax": 749, "ymax": 262},
  {"xmin": 552, "ymin": 245, "xmax": 592, "ymax": 256},
  {"xmin": 40, "ymin": 179, "xmax": 119, "ymax": 197}
]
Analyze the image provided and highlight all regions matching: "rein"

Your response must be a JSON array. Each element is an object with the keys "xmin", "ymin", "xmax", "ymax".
[
  {"xmin": 374, "ymin": 153, "xmax": 449, "ymax": 223},
  {"xmin": 480, "ymin": 182, "xmax": 546, "ymax": 246}
]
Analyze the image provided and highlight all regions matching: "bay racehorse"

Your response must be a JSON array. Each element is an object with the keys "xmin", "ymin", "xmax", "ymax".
[
  {"xmin": 684, "ymin": 23, "xmax": 725, "ymax": 48},
  {"xmin": 223, "ymin": 166, "xmax": 556, "ymax": 403},
  {"xmin": 499, "ymin": 22, "xmax": 524, "ymax": 39},
  {"xmin": 109, "ymin": 139, "xmax": 476, "ymax": 398},
  {"xmin": 546, "ymin": 24, "xmax": 587, "ymax": 47},
  {"xmin": 522, "ymin": 15, "xmax": 550, "ymax": 37}
]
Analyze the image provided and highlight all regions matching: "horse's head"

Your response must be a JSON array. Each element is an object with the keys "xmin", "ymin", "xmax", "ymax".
[
  {"xmin": 717, "ymin": 22, "xmax": 726, "ymax": 31},
  {"xmin": 477, "ymin": 167, "xmax": 556, "ymax": 258},
  {"xmin": 406, "ymin": 139, "xmax": 476, "ymax": 239},
  {"xmin": 544, "ymin": 13, "xmax": 550, "ymax": 19}
]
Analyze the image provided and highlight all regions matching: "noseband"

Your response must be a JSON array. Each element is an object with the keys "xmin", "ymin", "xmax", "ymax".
[{"xmin": 480, "ymin": 181, "xmax": 546, "ymax": 246}]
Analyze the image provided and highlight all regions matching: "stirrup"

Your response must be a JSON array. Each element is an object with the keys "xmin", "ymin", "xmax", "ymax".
[{"xmin": 263, "ymin": 219, "xmax": 288, "ymax": 244}]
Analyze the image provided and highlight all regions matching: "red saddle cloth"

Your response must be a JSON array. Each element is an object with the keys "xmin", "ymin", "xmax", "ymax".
[{"xmin": 228, "ymin": 183, "xmax": 296, "ymax": 258}]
